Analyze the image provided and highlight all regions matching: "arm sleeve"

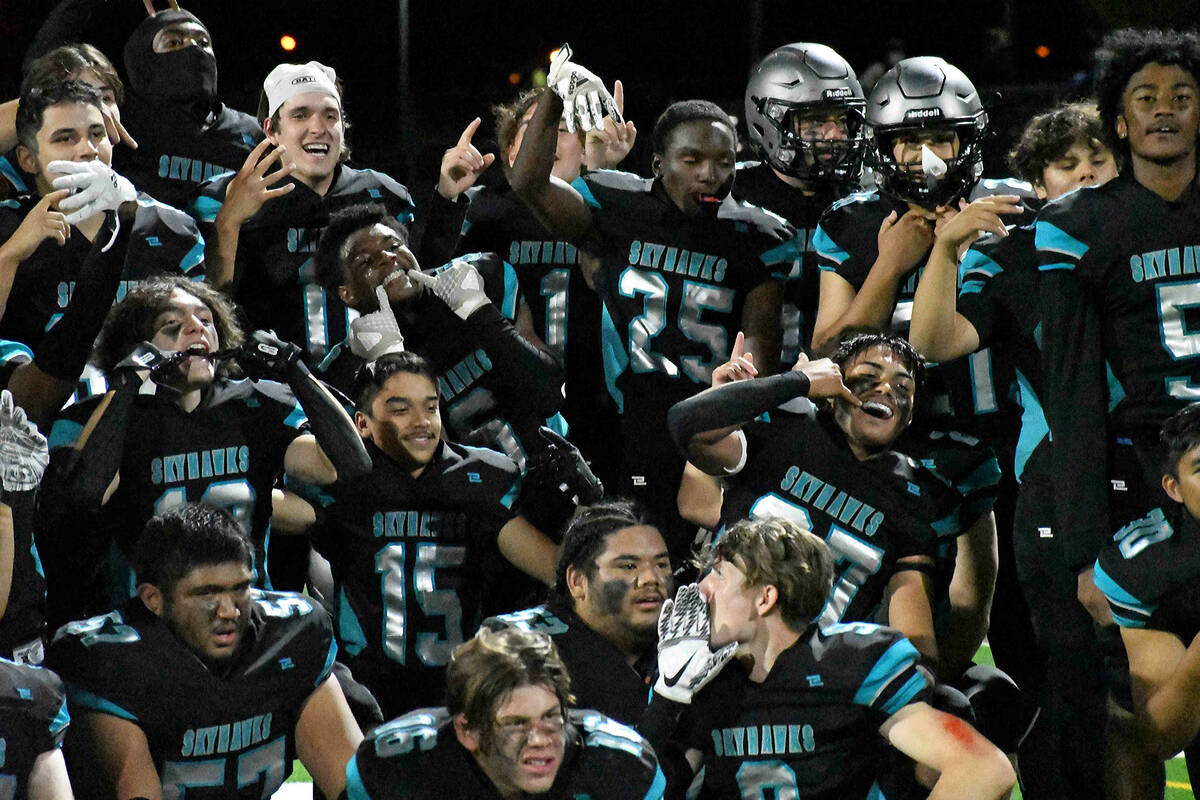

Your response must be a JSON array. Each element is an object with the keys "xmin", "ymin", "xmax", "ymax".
[
  {"xmin": 463, "ymin": 303, "xmax": 564, "ymax": 418},
  {"xmin": 1036, "ymin": 252, "xmax": 1110, "ymax": 572},
  {"xmin": 40, "ymin": 386, "xmax": 137, "ymax": 513},
  {"xmin": 284, "ymin": 361, "xmax": 372, "ymax": 481},
  {"xmin": 33, "ymin": 212, "xmax": 129, "ymax": 382},
  {"xmin": 955, "ymin": 247, "xmax": 1003, "ymax": 347},
  {"xmin": 666, "ymin": 371, "xmax": 811, "ymax": 452},
  {"xmin": 410, "ymin": 188, "xmax": 469, "ymax": 270}
]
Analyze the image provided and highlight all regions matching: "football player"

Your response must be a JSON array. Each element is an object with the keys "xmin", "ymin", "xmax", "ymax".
[
  {"xmin": 646, "ymin": 518, "xmax": 1014, "ymax": 798},
  {"xmin": 1, "ymin": 80, "xmax": 203, "ymax": 352},
  {"xmin": 484, "ymin": 500, "xmax": 671, "ymax": 725},
  {"xmin": 304, "ymin": 352, "xmax": 557, "ymax": 719},
  {"xmin": 47, "ymin": 502, "xmax": 361, "ymax": 799},
  {"xmin": 1095, "ymin": 402, "xmax": 1200, "ymax": 792},
  {"xmin": 509, "ymin": 48, "xmax": 789, "ymax": 557},
  {"xmin": 38, "ymin": 275, "xmax": 370, "ymax": 621},
  {"xmin": 345, "ymin": 626, "xmax": 665, "ymax": 800},
  {"xmin": 313, "ymin": 203, "xmax": 564, "ymax": 473},
  {"xmin": 740, "ymin": 42, "xmax": 868, "ymax": 360},
  {"xmin": 909, "ymin": 102, "xmax": 1118, "ymax": 798},
  {"xmin": 447, "ymin": 81, "xmax": 635, "ymax": 488},
  {"xmin": 192, "ymin": 60, "xmax": 479, "ymax": 364}
]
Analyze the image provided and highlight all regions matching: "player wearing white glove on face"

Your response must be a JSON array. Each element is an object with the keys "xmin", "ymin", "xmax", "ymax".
[
  {"xmin": 408, "ymin": 261, "xmax": 490, "ymax": 321},
  {"xmin": 348, "ymin": 285, "xmax": 406, "ymax": 361},
  {"xmin": 547, "ymin": 43, "xmax": 622, "ymax": 134},
  {"xmin": 653, "ymin": 583, "xmax": 737, "ymax": 704},
  {"xmin": 0, "ymin": 390, "xmax": 49, "ymax": 493}
]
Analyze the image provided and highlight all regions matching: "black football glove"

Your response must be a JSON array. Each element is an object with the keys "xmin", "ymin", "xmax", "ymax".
[
  {"xmin": 524, "ymin": 427, "xmax": 604, "ymax": 506},
  {"xmin": 111, "ymin": 341, "xmax": 184, "ymax": 387},
  {"xmin": 236, "ymin": 330, "xmax": 303, "ymax": 381}
]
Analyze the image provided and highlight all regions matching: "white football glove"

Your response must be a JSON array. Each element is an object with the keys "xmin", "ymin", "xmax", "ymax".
[
  {"xmin": 408, "ymin": 261, "xmax": 490, "ymax": 320},
  {"xmin": 0, "ymin": 390, "xmax": 48, "ymax": 493},
  {"xmin": 49, "ymin": 160, "xmax": 137, "ymax": 225},
  {"xmin": 653, "ymin": 583, "xmax": 737, "ymax": 704},
  {"xmin": 547, "ymin": 43, "xmax": 621, "ymax": 134},
  {"xmin": 349, "ymin": 285, "xmax": 406, "ymax": 360}
]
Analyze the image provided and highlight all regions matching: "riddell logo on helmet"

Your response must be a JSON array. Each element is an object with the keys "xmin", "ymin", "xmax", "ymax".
[
  {"xmin": 905, "ymin": 108, "xmax": 943, "ymax": 120},
  {"xmin": 291, "ymin": 76, "xmax": 318, "ymax": 85},
  {"xmin": 823, "ymin": 88, "xmax": 853, "ymax": 100}
]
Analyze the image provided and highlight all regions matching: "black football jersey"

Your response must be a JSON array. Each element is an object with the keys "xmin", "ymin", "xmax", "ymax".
[
  {"xmin": 0, "ymin": 658, "xmax": 68, "ymax": 796},
  {"xmin": 957, "ymin": 224, "xmax": 1048, "ymax": 481},
  {"xmin": 311, "ymin": 439, "xmax": 519, "ymax": 718},
  {"xmin": 0, "ymin": 488, "xmax": 47, "ymax": 663},
  {"xmin": 482, "ymin": 600, "xmax": 656, "ymax": 726},
  {"xmin": 112, "ymin": 93, "xmax": 263, "ymax": 211},
  {"xmin": 0, "ymin": 193, "xmax": 204, "ymax": 351},
  {"xmin": 48, "ymin": 591, "xmax": 335, "ymax": 800},
  {"xmin": 0, "ymin": 341, "xmax": 31, "ymax": 393},
  {"xmin": 192, "ymin": 164, "xmax": 416, "ymax": 363},
  {"xmin": 1036, "ymin": 175, "xmax": 1200, "ymax": 567},
  {"xmin": 722, "ymin": 410, "xmax": 942, "ymax": 625},
  {"xmin": 346, "ymin": 707, "xmax": 664, "ymax": 800},
  {"xmin": 319, "ymin": 253, "xmax": 559, "ymax": 470},
  {"xmin": 0, "ymin": 152, "xmax": 33, "ymax": 197},
  {"xmin": 47, "ymin": 378, "xmax": 308, "ymax": 596},
  {"xmin": 733, "ymin": 161, "xmax": 847, "ymax": 362},
  {"xmin": 686, "ymin": 621, "xmax": 929, "ymax": 800},
  {"xmin": 1095, "ymin": 506, "xmax": 1200, "ymax": 643},
  {"xmin": 814, "ymin": 184, "xmax": 1033, "ymax": 438}
]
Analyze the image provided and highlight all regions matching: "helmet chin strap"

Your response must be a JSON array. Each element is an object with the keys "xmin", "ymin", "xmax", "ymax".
[{"xmin": 921, "ymin": 145, "xmax": 948, "ymax": 193}]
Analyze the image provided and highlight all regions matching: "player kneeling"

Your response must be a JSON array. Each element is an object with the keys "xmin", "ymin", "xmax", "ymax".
[{"xmin": 346, "ymin": 627, "xmax": 665, "ymax": 799}]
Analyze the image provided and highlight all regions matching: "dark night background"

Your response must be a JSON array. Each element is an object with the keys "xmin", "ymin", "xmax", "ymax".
[{"xmin": 2, "ymin": 0, "xmax": 1199, "ymax": 191}]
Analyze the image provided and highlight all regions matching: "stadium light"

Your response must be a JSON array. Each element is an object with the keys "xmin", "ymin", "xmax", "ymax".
[{"xmin": 280, "ymin": 34, "xmax": 297, "ymax": 51}]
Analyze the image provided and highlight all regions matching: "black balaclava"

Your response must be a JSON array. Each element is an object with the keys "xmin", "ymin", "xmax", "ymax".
[{"xmin": 123, "ymin": 9, "xmax": 218, "ymax": 112}]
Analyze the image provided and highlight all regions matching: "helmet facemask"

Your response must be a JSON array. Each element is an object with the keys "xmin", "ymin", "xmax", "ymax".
[
  {"xmin": 752, "ymin": 97, "xmax": 868, "ymax": 184},
  {"xmin": 870, "ymin": 114, "xmax": 987, "ymax": 207}
]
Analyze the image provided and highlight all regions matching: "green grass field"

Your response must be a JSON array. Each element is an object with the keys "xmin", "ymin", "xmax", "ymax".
[{"xmin": 286, "ymin": 644, "xmax": 1195, "ymax": 798}]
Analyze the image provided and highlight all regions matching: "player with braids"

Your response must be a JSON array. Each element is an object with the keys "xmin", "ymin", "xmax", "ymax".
[{"xmin": 485, "ymin": 500, "xmax": 672, "ymax": 726}]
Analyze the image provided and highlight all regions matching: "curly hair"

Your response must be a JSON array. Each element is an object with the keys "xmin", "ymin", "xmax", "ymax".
[
  {"xmin": 313, "ymin": 202, "xmax": 409, "ymax": 294},
  {"xmin": 93, "ymin": 276, "xmax": 244, "ymax": 377},
  {"xmin": 1008, "ymin": 102, "xmax": 1109, "ymax": 185},
  {"xmin": 492, "ymin": 89, "xmax": 544, "ymax": 158},
  {"xmin": 831, "ymin": 332, "xmax": 925, "ymax": 386},
  {"xmin": 1093, "ymin": 28, "xmax": 1200, "ymax": 165}
]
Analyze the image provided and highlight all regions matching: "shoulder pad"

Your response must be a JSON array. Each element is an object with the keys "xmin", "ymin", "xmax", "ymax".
[
  {"xmin": 717, "ymin": 198, "xmax": 795, "ymax": 240},
  {"xmin": 488, "ymin": 605, "xmax": 570, "ymax": 635},
  {"xmin": 581, "ymin": 169, "xmax": 654, "ymax": 193},
  {"xmin": 827, "ymin": 190, "xmax": 880, "ymax": 213},
  {"xmin": 369, "ymin": 707, "xmax": 450, "ymax": 758}
]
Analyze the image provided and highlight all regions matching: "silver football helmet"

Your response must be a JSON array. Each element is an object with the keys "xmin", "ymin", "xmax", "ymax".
[
  {"xmin": 744, "ymin": 43, "xmax": 866, "ymax": 184},
  {"xmin": 866, "ymin": 56, "xmax": 988, "ymax": 207}
]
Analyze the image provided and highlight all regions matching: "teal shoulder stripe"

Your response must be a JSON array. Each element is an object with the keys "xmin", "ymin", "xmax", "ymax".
[
  {"xmin": 345, "ymin": 756, "xmax": 372, "ymax": 800},
  {"xmin": 50, "ymin": 695, "xmax": 70, "ymax": 738},
  {"xmin": 0, "ymin": 157, "xmax": 28, "ymax": 194},
  {"xmin": 544, "ymin": 412, "xmax": 568, "ymax": 437},
  {"xmin": 1093, "ymin": 560, "xmax": 1143, "ymax": 608},
  {"xmin": 599, "ymin": 303, "xmax": 628, "ymax": 413},
  {"xmin": 853, "ymin": 637, "xmax": 920, "ymax": 707},
  {"xmin": 283, "ymin": 401, "xmax": 308, "ymax": 429},
  {"xmin": 48, "ymin": 419, "xmax": 84, "ymax": 450},
  {"xmin": 1038, "ymin": 262, "xmax": 1074, "ymax": 272},
  {"xmin": 337, "ymin": 588, "xmax": 368, "ymax": 657},
  {"xmin": 643, "ymin": 765, "xmax": 667, "ymax": 800},
  {"xmin": 812, "ymin": 224, "xmax": 849, "ymax": 265},
  {"xmin": 499, "ymin": 473, "xmax": 520, "ymax": 510},
  {"xmin": 960, "ymin": 280, "xmax": 985, "ymax": 294},
  {"xmin": 180, "ymin": 238, "xmax": 206, "ymax": 273},
  {"xmin": 68, "ymin": 687, "xmax": 138, "ymax": 721},
  {"xmin": 959, "ymin": 249, "xmax": 1002, "ymax": 283},
  {"xmin": 881, "ymin": 671, "xmax": 928, "ymax": 715},
  {"xmin": 759, "ymin": 238, "xmax": 803, "ymax": 269},
  {"xmin": 0, "ymin": 340, "xmax": 33, "ymax": 364},
  {"xmin": 1034, "ymin": 220, "xmax": 1089, "ymax": 260},
  {"xmin": 1013, "ymin": 369, "xmax": 1048, "ymax": 481},
  {"xmin": 317, "ymin": 636, "xmax": 338, "ymax": 687},
  {"xmin": 502, "ymin": 260, "xmax": 519, "ymax": 320},
  {"xmin": 571, "ymin": 176, "xmax": 602, "ymax": 209},
  {"xmin": 1093, "ymin": 560, "xmax": 1154, "ymax": 628},
  {"xmin": 1105, "ymin": 361, "xmax": 1127, "ymax": 412},
  {"xmin": 191, "ymin": 194, "xmax": 223, "ymax": 224}
]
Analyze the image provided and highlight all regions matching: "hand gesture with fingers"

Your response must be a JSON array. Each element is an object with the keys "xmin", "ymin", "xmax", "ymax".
[
  {"xmin": 438, "ymin": 118, "xmax": 495, "ymax": 201},
  {"xmin": 711, "ymin": 331, "xmax": 758, "ymax": 386},
  {"xmin": 1, "ymin": 189, "xmax": 73, "ymax": 263},
  {"xmin": 220, "ymin": 139, "xmax": 295, "ymax": 227},
  {"xmin": 933, "ymin": 195, "xmax": 1023, "ymax": 258},
  {"xmin": 792, "ymin": 352, "xmax": 860, "ymax": 406},
  {"xmin": 584, "ymin": 79, "xmax": 638, "ymax": 170},
  {"xmin": 101, "ymin": 103, "xmax": 137, "ymax": 151},
  {"xmin": 876, "ymin": 209, "xmax": 934, "ymax": 276}
]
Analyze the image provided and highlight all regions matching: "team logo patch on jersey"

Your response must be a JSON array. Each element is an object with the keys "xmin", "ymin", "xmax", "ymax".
[
  {"xmin": 907, "ymin": 481, "xmax": 921, "ymax": 496},
  {"xmin": 369, "ymin": 188, "xmax": 382, "ymax": 199},
  {"xmin": 16, "ymin": 688, "xmax": 31, "ymax": 700},
  {"xmin": 806, "ymin": 674, "xmax": 823, "ymax": 687},
  {"xmin": 467, "ymin": 472, "xmax": 482, "ymax": 483},
  {"xmin": 1038, "ymin": 526, "xmax": 1053, "ymax": 539},
  {"xmin": 146, "ymin": 236, "xmax": 161, "ymax": 247},
  {"xmin": 279, "ymin": 657, "xmax": 295, "ymax": 671}
]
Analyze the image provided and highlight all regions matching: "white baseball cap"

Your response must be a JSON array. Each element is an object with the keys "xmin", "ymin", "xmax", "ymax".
[{"xmin": 263, "ymin": 61, "xmax": 338, "ymax": 117}]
